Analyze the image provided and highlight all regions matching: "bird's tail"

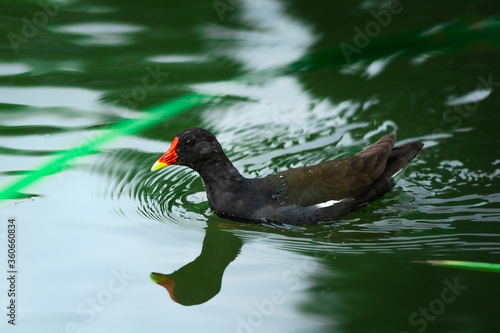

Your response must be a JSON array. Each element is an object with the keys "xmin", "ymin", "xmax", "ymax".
[
  {"xmin": 361, "ymin": 140, "xmax": 424, "ymax": 205},
  {"xmin": 384, "ymin": 141, "xmax": 424, "ymax": 178}
]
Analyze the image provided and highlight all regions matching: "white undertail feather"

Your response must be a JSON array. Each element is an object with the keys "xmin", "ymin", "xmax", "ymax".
[{"xmin": 392, "ymin": 168, "xmax": 403, "ymax": 178}]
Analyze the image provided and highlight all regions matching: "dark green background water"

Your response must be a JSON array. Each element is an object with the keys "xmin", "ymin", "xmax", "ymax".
[{"xmin": 1, "ymin": 0, "xmax": 500, "ymax": 332}]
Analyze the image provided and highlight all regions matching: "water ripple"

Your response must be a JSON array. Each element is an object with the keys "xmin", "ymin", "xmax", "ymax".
[{"xmin": 90, "ymin": 147, "xmax": 210, "ymax": 227}]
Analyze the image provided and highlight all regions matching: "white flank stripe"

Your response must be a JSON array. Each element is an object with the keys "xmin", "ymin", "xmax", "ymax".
[{"xmin": 315, "ymin": 199, "xmax": 342, "ymax": 209}]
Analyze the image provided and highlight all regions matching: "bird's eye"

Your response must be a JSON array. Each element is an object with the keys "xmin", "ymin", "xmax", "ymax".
[{"xmin": 185, "ymin": 139, "xmax": 194, "ymax": 147}]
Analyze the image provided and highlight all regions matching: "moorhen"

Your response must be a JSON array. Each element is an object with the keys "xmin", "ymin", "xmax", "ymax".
[{"xmin": 151, "ymin": 128, "xmax": 423, "ymax": 224}]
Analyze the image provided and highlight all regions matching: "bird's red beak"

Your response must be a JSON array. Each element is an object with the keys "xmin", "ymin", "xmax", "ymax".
[
  {"xmin": 151, "ymin": 137, "xmax": 179, "ymax": 171},
  {"xmin": 150, "ymin": 272, "xmax": 177, "ymax": 303}
]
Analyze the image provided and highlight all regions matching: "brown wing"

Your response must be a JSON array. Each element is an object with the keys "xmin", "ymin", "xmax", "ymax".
[{"xmin": 260, "ymin": 134, "xmax": 396, "ymax": 207}]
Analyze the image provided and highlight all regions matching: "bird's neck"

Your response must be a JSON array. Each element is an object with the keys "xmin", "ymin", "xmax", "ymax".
[{"xmin": 196, "ymin": 153, "xmax": 247, "ymax": 194}]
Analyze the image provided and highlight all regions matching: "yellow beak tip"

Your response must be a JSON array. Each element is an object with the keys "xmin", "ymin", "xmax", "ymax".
[
  {"xmin": 151, "ymin": 161, "xmax": 167, "ymax": 172},
  {"xmin": 150, "ymin": 272, "xmax": 167, "ymax": 283}
]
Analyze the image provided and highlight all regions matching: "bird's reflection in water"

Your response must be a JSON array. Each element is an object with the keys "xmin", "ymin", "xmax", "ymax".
[{"xmin": 150, "ymin": 222, "xmax": 243, "ymax": 306}]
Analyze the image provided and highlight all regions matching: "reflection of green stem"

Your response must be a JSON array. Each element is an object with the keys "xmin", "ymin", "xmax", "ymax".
[
  {"xmin": 0, "ymin": 92, "xmax": 212, "ymax": 202},
  {"xmin": 415, "ymin": 260, "xmax": 500, "ymax": 273}
]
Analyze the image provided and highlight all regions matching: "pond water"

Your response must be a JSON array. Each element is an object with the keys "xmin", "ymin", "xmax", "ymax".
[{"xmin": 1, "ymin": 0, "xmax": 500, "ymax": 332}]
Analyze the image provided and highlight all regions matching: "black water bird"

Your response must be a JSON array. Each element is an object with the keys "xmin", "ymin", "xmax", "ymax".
[{"xmin": 151, "ymin": 128, "xmax": 423, "ymax": 224}]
